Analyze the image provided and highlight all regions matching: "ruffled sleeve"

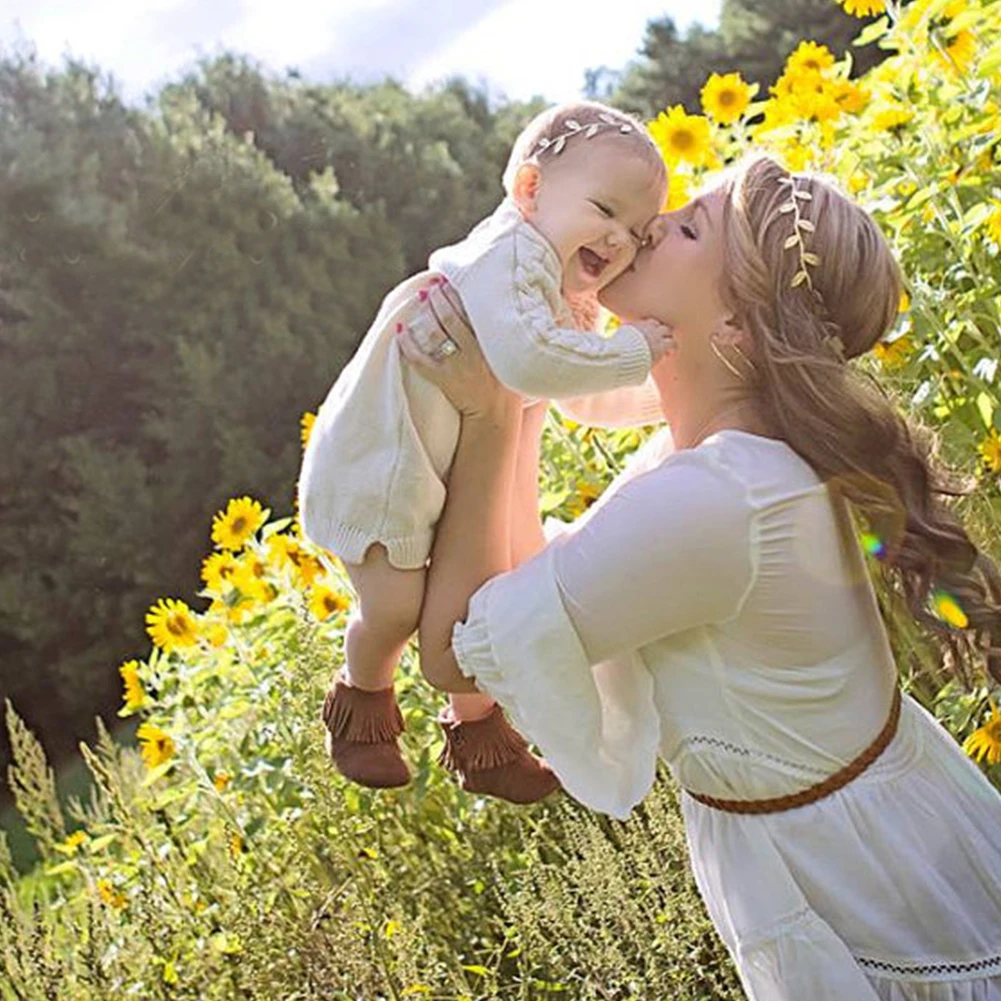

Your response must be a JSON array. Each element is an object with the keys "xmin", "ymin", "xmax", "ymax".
[
  {"xmin": 451, "ymin": 443, "xmax": 756, "ymax": 820},
  {"xmin": 451, "ymin": 542, "xmax": 661, "ymax": 820}
]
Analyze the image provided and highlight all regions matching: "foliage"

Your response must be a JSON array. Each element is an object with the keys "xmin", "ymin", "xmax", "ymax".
[
  {"xmin": 5, "ymin": 2, "xmax": 1001, "ymax": 997},
  {"xmin": 609, "ymin": 0, "xmax": 889, "ymax": 117},
  {"xmin": 0, "ymin": 48, "xmax": 528, "ymax": 775}
]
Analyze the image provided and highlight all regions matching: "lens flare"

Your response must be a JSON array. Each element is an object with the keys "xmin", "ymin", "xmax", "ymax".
[
  {"xmin": 860, "ymin": 531, "xmax": 886, "ymax": 559},
  {"xmin": 932, "ymin": 589, "xmax": 969, "ymax": 629}
]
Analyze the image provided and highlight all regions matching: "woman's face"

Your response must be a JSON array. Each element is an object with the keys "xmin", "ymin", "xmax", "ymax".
[{"xmin": 598, "ymin": 185, "xmax": 730, "ymax": 341}]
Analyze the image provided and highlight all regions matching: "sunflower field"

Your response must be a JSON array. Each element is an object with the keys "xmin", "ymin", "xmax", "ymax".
[{"xmin": 4, "ymin": 1, "xmax": 1001, "ymax": 998}]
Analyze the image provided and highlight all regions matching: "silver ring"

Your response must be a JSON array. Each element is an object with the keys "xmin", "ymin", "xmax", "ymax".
[{"xmin": 432, "ymin": 338, "xmax": 458, "ymax": 359}]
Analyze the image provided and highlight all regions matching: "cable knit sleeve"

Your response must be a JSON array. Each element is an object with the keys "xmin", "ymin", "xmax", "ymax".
[
  {"xmin": 445, "ymin": 221, "xmax": 653, "ymax": 400},
  {"xmin": 450, "ymin": 445, "xmax": 756, "ymax": 819}
]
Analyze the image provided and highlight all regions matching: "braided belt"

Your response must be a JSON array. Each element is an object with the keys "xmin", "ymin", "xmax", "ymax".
[{"xmin": 685, "ymin": 685, "xmax": 902, "ymax": 815}]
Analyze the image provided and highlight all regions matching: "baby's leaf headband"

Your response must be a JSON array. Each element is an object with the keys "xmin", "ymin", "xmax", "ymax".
[
  {"xmin": 534, "ymin": 112, "xmax": 635, "ymax": 157},
  {"xmin": 778, "ymin": 173, "xmax": 846, "ymax": 362}
]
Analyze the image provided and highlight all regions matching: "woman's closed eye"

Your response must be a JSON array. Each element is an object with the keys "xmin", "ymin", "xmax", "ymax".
[{"xmin": 680, "ymin": 222, "xmax": 698, "ymax": 240}]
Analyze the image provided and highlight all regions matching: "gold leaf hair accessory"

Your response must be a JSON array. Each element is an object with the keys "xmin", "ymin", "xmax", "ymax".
[
  {"xmin": 777, "ymin": 174, "xmax": 819, "ymax": 290},
  {"xmin": 778, "ymin": 173, "xmax": 847, "ymax": 362},
  {"xmin": 534, "ymin": 112, "xmax": 634, "ymax": 157}
]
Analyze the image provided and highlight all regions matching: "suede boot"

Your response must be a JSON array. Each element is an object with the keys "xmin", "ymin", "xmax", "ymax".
[
  {"xmin": 437, "ymin": 704, "xmax": 561, "ymax": 804},
  {"xmin": 322, "ymin": 672, "xmax": 410, "ymax": 789}
]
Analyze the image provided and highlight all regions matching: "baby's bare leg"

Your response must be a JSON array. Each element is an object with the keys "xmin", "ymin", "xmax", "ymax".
[{"xmin": 342, "ymin": 544, "xmax": 425, "ymax": 691}]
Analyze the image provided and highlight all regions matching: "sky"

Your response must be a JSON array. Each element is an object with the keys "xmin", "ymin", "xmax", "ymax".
[{"xmin": 0, "ymin": 0, "xmax": 721, "ymax": 107}]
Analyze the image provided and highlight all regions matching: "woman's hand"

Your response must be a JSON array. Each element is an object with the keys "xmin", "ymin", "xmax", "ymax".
[{"xmin": 396, "ymin": 280, "xmax": 519, "ymax": 420}]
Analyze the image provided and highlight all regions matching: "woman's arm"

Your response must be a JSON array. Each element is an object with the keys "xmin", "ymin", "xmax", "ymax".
[
  {"xmin": 509, "ymin": 401, "xmax": 548, "ymax": 567},
  {"xmin": 419, "ymin": 396, "xmax": 523, "ymax": 692},
  {"xmin": 396, "ymin": 284, "xmax": 525, "ymax": 693}
]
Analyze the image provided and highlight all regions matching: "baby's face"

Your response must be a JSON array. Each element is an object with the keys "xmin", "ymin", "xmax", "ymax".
[{"xmin": 526, "ymin": 142, "xmax": 666, "ymax": 295}]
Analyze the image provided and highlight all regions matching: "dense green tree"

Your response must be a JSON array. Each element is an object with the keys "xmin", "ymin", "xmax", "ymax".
[
  {"xmin": 0, "ymin": 48, "xmax": 524, "ymax": 778},
  {"xmin": 611, "ymin": 0, "xmax": 889, "ymax": 119}
]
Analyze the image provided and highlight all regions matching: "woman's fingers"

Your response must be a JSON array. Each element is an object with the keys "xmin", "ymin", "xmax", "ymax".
[
  {"xmin": 396, "ymin": 321, "xmax": 440, "ymax": 371},
  {"xmin": 426, "ymin": 283, "xmax": 475, "ymax": 352}
]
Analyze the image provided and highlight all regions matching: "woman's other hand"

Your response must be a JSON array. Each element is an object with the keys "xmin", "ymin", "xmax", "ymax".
[{"xmin": 396, "ymin": 280, "xmax": 519, "ymax": 420}]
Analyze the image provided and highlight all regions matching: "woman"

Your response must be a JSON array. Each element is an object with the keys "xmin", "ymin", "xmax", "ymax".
[{"xmin": 397, "ymin": 154, "xmax": 1001, "ymax": 1001}]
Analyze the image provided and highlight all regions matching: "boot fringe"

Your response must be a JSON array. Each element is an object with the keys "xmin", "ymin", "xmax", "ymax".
[
  {"xmin": 438, "ymin": 708, "xmax": 529, "ymax": 773},
  {"xmin": 322, "ymin": 683, "xmax": 404, "ymax": 744}
]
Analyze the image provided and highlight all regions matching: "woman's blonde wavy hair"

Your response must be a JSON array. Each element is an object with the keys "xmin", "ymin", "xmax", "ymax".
[{"xmin": 717, "ymin": 153, "xmax": 1001, "ymax": 687}]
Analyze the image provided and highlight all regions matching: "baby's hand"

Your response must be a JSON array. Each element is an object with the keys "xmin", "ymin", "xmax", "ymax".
[{"xmin": 634, "ymin": 318, "xmax": 675, "ymax": 364}]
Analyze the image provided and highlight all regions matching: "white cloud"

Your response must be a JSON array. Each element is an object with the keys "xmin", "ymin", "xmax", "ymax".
[
  {"xmin": 407, "ymin": 0, "xmax": 722, "ymax": 102},
  {"xmin": 1, "ymin": 0, "xmax": 720, "ymax": 105}
]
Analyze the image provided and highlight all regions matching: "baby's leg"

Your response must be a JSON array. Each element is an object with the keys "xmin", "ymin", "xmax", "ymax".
[{"xmin": 342, "ymin": 544, "xmax": 425, "ymax": 691}]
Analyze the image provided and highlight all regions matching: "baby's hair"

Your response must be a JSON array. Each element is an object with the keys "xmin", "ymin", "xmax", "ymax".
[{"xmin": 502, "ymin": 100, "xmax": 665, "ymax": 194}]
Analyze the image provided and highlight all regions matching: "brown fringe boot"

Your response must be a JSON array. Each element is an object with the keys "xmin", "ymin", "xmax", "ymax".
[
  {"xmin": 437, "ymin": 705, "xmax": 561, "ymax": 804},
  {"xmin": 322, "ymin": 672, "xmax": 410, "ymax": 788}
]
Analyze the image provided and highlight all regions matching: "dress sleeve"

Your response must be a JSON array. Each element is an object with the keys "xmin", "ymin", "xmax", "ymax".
[
  {"xmin": 450, "ymin": 226, "xmax": 653, "ymax": 400},
  {"xmin": 451, "ymin": 449, "xmax": 757, "ymax": 819}
]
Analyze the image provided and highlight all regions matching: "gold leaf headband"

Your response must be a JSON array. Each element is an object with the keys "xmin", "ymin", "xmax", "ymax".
[
  {"xmin": 534, "ymin": 112, "xmax": 634, "ymax": 157},
  {"xmin": 778, "ymin": 173, "xmax": 846, "ymax": 362},
  {"xmin": 777, "ymin": 174, "xmax": 818, "ymax": 289}
]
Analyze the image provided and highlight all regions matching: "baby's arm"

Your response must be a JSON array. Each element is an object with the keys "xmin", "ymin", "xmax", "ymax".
[
  {"xmin": 553, "ymin": 377, "xmax": 665, "ymax": 430},
  {"xmin": 449, "ymin": 234, "xmax": 665, "ymax": 400}
]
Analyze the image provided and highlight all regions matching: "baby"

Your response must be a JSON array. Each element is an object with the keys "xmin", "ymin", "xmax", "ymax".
[{"xmin": 298, "ymin": 100, "xmax": 670, "ymax": 803}]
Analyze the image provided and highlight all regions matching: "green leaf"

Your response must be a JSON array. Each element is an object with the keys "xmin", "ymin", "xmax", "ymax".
[{"xmin": 853, "ymin": 16, "xmax": 888, "ymax": 47}]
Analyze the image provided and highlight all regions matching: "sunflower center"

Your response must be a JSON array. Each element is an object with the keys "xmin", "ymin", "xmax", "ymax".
[
  {"xmin": 671, "ymin": 129, "xmax": 695, "ymax": 152},
  {"xmin": 232, "ymin": 516, "xmax": 247, "ymax": 534},
  {"xmin": 718, "ymin": 90, "xmax": 737, "ymax": 106},
  {"xmin": 167, "ymin": 615, "xmax": 186, "ymax": 637}
]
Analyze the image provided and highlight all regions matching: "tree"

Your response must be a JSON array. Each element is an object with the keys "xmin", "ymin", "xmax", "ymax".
[{"xmin": 612, "ymin": 0, "xmax": 889, "ymax": 119}]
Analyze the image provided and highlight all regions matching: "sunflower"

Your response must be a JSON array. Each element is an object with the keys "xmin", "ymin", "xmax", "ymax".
[
  {"xmin": 566, "ymin": 480, "xmax": 603, "ymax": 519},
  {"xmin": 838, "ymin": 0, "xmax": 886, "ymax": 15},
  {"xmin": 872, "ymin": 335, "xmax": 914, "ymax": 370},
  {"xmin": 939, "ymin": 29, "xmax": 977, "ymax": 73},
  {"xmin": 898, "ymin": 290, "xmax": 911, "ymax": 313},
  {"xmin": 118, "ymin": 660, "xmax": 146, "ymax": 712},
  {"xmin": 300, "ymin": 411, "xmax": 316, "ymax": 451},
  {"xmin": 700, "ymin": 72, "xmax": 756, "ymax": 125},
  {"xmin": 146, "ymin": 598, "xmax": 199, "ymax": 652},
  {"xmin": 97, "ymin": 879, "xmax": 127, "ymax": 909},
  {"xmin": 648, "ymin": 106, "xmax": 712, "ymax": 167},
  {"xmin": 787, "ymin": 74, "xmax": 843, "ymax": 123},
  {"xmin": 201, "ymin": 551, "xmax": 240, "ymax": 593},
  {"xmin": 784, "ymin": 41, "xmax": 835, "ymax": 79},
  {"xmin": 833, "ymin": 79, "xmax": 868, "ymax": 115},
  {"xmin": 985, "ymin": 203, "xmax": 1001, "ymax": 246},
  {"xmin": 869, "ymin": 99, "xmax": 914, "ymax": 132},
  {"xmin": 205, "ymin": 622, "xmax": 229, "ymax": 647},
  {"xmin": 230, "ymin": 555, "xmax": 277, "ymax": 606},
  {"xmin": 979, "ymin": 429, "xmax": 1001, "ymax": 473},
  {"xmin": 963, "ymin": 698, "xmax": 1001, "ymax": 765},
  {"xmin": 56, "ymin": 830, "xmax": 90, "ymax": 856},
  {"xmin": 211, "ymin": 497, "xmax": 267, "ymax": 552},
  {"xmin": 664, "ymin": 170, "xmax": 692, "ymax": 211},
  {"xmin": 136, "ymin": 721, "xmax": 176, "ymax": 769},
  {"xmin": 308, "ymin": 584, "xmax": 352, "ymax": 621}
]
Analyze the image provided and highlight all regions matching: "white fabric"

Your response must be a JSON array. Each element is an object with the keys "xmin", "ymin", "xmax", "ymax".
[
  {"xmin": 451, "ymin": 429, "xmax": 1001, "ymax": 1001},
  {"xmin": 297, "ymin": 198, "xmax": 656, "ymax": 569}
]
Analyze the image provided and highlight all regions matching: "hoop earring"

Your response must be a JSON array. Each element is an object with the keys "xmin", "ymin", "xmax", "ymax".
[
  {"xmin": 729, "ymin": 341, "xmax": 758, "ymax": 375},
  {"xmin": 710, "ymin": 338, "xmax": 751, "ymax": 382}
]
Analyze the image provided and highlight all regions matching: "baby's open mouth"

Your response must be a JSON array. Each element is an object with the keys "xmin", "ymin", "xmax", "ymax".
[{"xmin": 578, "ymin": 246, "xmax": 609, "ymax": 279}]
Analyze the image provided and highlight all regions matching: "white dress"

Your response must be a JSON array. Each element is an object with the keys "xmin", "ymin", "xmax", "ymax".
[{"xmin": 451, "ymin": 428, "xmax": 1001, "ymax": 1001}]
